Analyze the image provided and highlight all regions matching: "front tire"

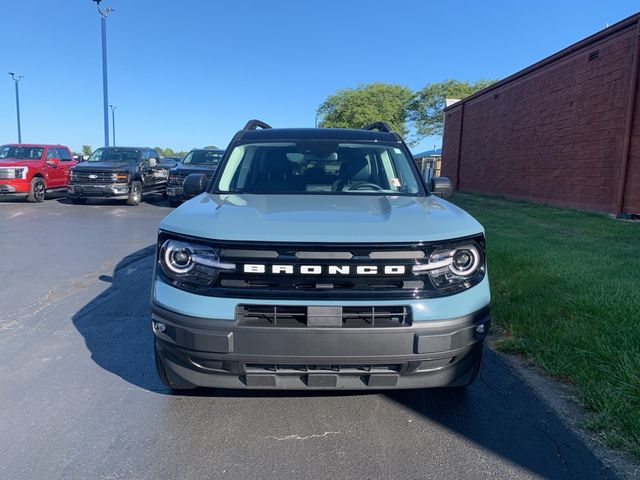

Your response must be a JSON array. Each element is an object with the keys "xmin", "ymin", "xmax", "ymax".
[
  {"xmin": 127, "ymin": 181, "xmax": 142, "ymax": 206},
  {"xmin": 27, "ymin": 177, "xmax": 46, "ymax": 203},
  {"xmin": 169, "ymin": 199, "xmax": 182, "ymax": 208}
]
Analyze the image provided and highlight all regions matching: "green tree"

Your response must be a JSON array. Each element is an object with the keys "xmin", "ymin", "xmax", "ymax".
[
  {"xmin": 154, "ymin": 146, "xmax": 163, "ymax": 156},
  {"xmin": 317, "ymin": 83, "xmax": 414, "ymax": 140},
  {"xmin": 81, "ymin": 144, "xmax": 92, "ymax": 156},
  {"xmin": 203, "ymin": 145, "xmax": 219, "ymax": 150},
  {"xmin": 162, "ymin": 147, "xmax": 175, "ymax": 157},
  {"xmin": 410, "ymin": 79, "xmax": 498, "ymax": 138}
]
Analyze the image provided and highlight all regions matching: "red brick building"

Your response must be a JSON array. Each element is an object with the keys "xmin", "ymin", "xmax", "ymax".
[{"xmin": 442, "ymin": 13, "xmax": 640, "ymax": 216}]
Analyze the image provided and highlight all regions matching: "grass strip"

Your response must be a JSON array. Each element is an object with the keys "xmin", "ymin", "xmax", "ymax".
[{"xmin": 450, "ymin": 192, "xmax": 640, "ymax": 457}]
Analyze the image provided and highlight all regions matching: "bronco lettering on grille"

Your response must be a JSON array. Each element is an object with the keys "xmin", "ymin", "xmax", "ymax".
[{"xmin": 243, "ymin": 264, "xmax": 406, "ymax": 275}]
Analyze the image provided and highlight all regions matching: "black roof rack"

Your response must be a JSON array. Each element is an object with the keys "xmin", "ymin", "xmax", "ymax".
[
  {"xmin": 243, "ymin": 119, "xmax": 272, "ymax": 131},
  {"xmin": 362, "ymin": 121, "xmax": 393, "ymax": 133}
]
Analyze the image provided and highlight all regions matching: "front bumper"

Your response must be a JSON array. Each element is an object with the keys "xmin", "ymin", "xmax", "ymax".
[
  {"xmin": 0, "ymin": 178, "xmax": 29, "ymax": 194},
  {"xmin": 152, "ymin": 302, "xmax": 490, "ymax": 390},
  {"xmin": 0, "ymin": 183, "xmax": 18, "ymax": 194},
  {"xmin": 68, "ymin": 183, "xmax": 129, "ymax": 198},
  {"xmin": 166, "ymin": 186, "xmax": 194, "ymax": 201}
]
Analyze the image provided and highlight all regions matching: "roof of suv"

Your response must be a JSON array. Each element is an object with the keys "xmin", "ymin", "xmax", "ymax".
[
  {"xmin": 232, "ymin": 120, "xmax": 403, "ymax": 144},
  {"xmin": 3, "ymin": 143, "xmax": 69, "ymax": 148},
  {"xmin": 239, "ymin": 128, "xmax": 400, "ymax": 143},
  {"xmin": 97, "ymin": 146, "xmax": 152, "ymax": 150}
]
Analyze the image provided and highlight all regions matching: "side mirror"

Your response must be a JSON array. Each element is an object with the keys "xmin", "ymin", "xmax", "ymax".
[
  {"xmin": 47, "ymin": 158, "xmax": 60, "ymax": 166},
  {"xmin": 430, "ymin": 176, "xmax": 453, "ymax": 198},
  {"xmin": 183, "ymin": 173, "xmax": 208, "ymax": 195},
  {"xmin": 149, "ymin": 158, "xmax": 158, "ymax": 167}
]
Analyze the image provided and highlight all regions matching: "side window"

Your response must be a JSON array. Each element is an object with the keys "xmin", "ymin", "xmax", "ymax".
[
  {"xmin": 46, "ymin": 148, "xmax": 58, "ymax": 160},
  {"xmin": 140, "ymin": 150, "xmax": 150, "ymax": 164},
  {"xmin": 58, "ymin": 148, "xmax": 72, "ymax": 161}
]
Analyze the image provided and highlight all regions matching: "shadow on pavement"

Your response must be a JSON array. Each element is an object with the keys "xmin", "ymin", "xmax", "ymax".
[
  {"xmin": 72, "ymin": 246, "xmax": 359, "ymax": 399},
  {"xmin": 56, "ymin": 193, "xmax": 171, "ymax": 208},
  {"xmin": 73, "ymin": 247, "xmax": 618, "ymax": 479},
  {"xmin": 385, "ymin": 353, "xmax": 617, "ymax": 479},
  {"xmin": 0, "ymin": 191, "xmax": 67, "ymax": 203}
]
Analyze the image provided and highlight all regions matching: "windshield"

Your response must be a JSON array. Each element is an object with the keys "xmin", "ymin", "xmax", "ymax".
[
  {"xmin": 0, "ymin": 145, "xmax": 44, "ymax": 160},
  {"xmin": 87, "ymin": 148, "xmax": 139, "ymax": 162},
  {"xmin": 183, "ymin": 150, "xmax": 223, "ymax": 166},
  {"xmin": 215, "ymin": 141, "xmax": 422, "ymax": 195}
]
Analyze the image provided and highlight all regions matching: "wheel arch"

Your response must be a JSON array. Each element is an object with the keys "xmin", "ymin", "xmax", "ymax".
[{"xmin": 31, "ymin": 173, "xmax": 46, "ymax": 187}]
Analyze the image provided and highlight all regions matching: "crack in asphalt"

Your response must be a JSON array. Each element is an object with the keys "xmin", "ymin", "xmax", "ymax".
[
  {"xmin": 76, "ymin": 247, "xmax": 156, "ymax": 317},
  {"xmin": 0, "ymin": 246, "xmax": 156, "ymax": 345},
  {"xmin": 267, "ymin": 431, "xmax": 341, "ymax": 441},
  {"xmin": 480, "ymin": 355, "xmax": 576, "ymax": 479}
]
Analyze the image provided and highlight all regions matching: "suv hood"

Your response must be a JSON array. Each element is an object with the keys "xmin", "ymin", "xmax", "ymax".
[
  {"xmin": 73, "ymin": 162, "xmax": 136, "ymax": 172},
  {"xmin": 73, "ymin": 161, "xmax": 134, "ymax": 171},
  {"xmin": 173, "ymin": 164, "xmax": 217, "ymax": 173},
  {"xmin": 160, "ymin": 194, "xmax": 484, "ymax": 243}
]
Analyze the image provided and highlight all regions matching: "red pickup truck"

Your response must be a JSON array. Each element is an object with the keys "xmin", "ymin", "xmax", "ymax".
[{"xmin": 0, "ymin": 144, "xmax": 76, "ymax": 202}]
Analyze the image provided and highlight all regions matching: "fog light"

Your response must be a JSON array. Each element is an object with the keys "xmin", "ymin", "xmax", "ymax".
[
  {"xmin": 152, "ymin": 321, "xmax": 166, "ymax": 333},
  {"xmin": 475, "ymin": 323, "xmax": 487, "ymax": 334}
]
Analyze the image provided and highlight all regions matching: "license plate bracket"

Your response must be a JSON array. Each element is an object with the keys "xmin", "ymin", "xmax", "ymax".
[{"xmin": 307, "ymin": 306, "xmax": 342, "ymax": 327}]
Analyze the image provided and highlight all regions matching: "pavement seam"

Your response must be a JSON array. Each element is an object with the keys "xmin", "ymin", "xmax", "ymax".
[{"xmin": 479, "ymin": 359, "xmax": 574, "ymax": 479}]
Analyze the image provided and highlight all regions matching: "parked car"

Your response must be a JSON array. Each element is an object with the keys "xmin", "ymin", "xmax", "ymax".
[
  {"xmin": 151, "ymin": 120, "xmax": 491, "ymax": 391},
  {"xmin": 0, "ymin": 144, "xmax": 76, "ymax": 202},
  {"xmin": 68, "ymin": 147, "xmax": 168, "ymax": 206},
  {"xmin": 166, "ymin": 149, "xmax": 224, "ymax": 207}
]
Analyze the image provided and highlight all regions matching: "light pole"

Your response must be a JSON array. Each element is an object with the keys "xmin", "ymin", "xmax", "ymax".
[
  {"xmin": 8, "ymin": 72, "xmax": 23, "ymax": 143},
  {"xmin": 109, "ymin": 104, "xmax": 117, "ymax": 146},
  {"xmin": 93, "ymin": 0, "xmax": 114, "ymax": 147}
]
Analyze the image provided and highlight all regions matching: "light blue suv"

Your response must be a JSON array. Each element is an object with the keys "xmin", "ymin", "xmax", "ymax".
[{"xmin": 151, "ymin": 120, "xmax": 490, "ymax": 391}]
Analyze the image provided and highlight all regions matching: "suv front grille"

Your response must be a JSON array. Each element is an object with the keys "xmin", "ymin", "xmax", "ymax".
[
  {"xmin": 169, "ymin": 172, "xmax": 214, "ymax": 186},
  {"xmin": 0, "ymin": 168, "xmax": 16, "ymax": 179},
  {"xmin": 157, "ymin": 234, "xmax": 486, "ymax": 300},
  {"xmin": 211, "ymin": 242, "xmax": 432, "ymax": 299},
  {"xmin": 236, "ymin": 305, "xmax": 411, "ymax": 327}
]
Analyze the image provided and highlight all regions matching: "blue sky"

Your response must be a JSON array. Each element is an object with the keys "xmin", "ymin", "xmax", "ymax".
[{"xmin": 1, "ymin": 1, "xmax": 639, "ymax": 154}]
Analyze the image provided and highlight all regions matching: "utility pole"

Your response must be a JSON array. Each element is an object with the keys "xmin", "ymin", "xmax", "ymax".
[
  {"xmin": 109, "ymin": 104, "xmax": 117, "ymax": 146},
  {"xmin": 8, "ymin": 72, "xmax": 23, "ymax": 143},
  {"xmin": 93, "ymin": 0, "xmax": 114, "ymax": 147}
]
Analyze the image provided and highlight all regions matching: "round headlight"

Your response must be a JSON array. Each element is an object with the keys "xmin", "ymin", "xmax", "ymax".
[
  {"xmin": 163, "ymin": 241, "xmax": 194, "ymax": 274},
  {"xmin": 449, "ymin": 246, "xmax": 480, "ymax": 276}
]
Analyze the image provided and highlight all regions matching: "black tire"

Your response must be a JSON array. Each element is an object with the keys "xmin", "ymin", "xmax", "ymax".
[
  {"xmin": 169, "ymin": 199, "xmax": 182, "ymax": 208},
  {"xmin": 154, "ymin": 344, "xmax": 195, "ymax": 391},
  {"xmin": 162, "ymin": 190, "xmax": 169, "ymax": 199},
  {"xmin": 27, "ymin": 177, "xmax": 46, "ymax": 203},
  {"xmin": 127, "ymin": 181, "xmax": 142, "ymax": 206},
  {"xmin": 71, "ymin": 197, "xmax": 87, "ymax": 205}
]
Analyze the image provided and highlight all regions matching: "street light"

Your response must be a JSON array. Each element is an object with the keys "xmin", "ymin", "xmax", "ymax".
[
  {"xmin": 109, "ymin": 104, "xmax": 117, "ymax": 146},
  {"xmin": 93, "ymin": 0, "xmax": 114, "ymax": 147},
  {"xmin": 8, "ymin": 72, "xmax": 23, "ymax": 143}
]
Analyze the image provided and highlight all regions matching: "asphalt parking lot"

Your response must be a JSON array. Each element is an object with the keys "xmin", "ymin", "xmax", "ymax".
[{"xmin": 0, "ymin": 195, "xmax": 620, "ymax": 480}]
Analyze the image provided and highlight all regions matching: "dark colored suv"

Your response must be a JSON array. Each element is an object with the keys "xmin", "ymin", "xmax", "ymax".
[
  {"xmin": 167, "ymin": 149, "xmax": 224, "ymax": 207},
  {"xmin": 68, "ymin": 147, "xmax": 169, "ymax": 205}
]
